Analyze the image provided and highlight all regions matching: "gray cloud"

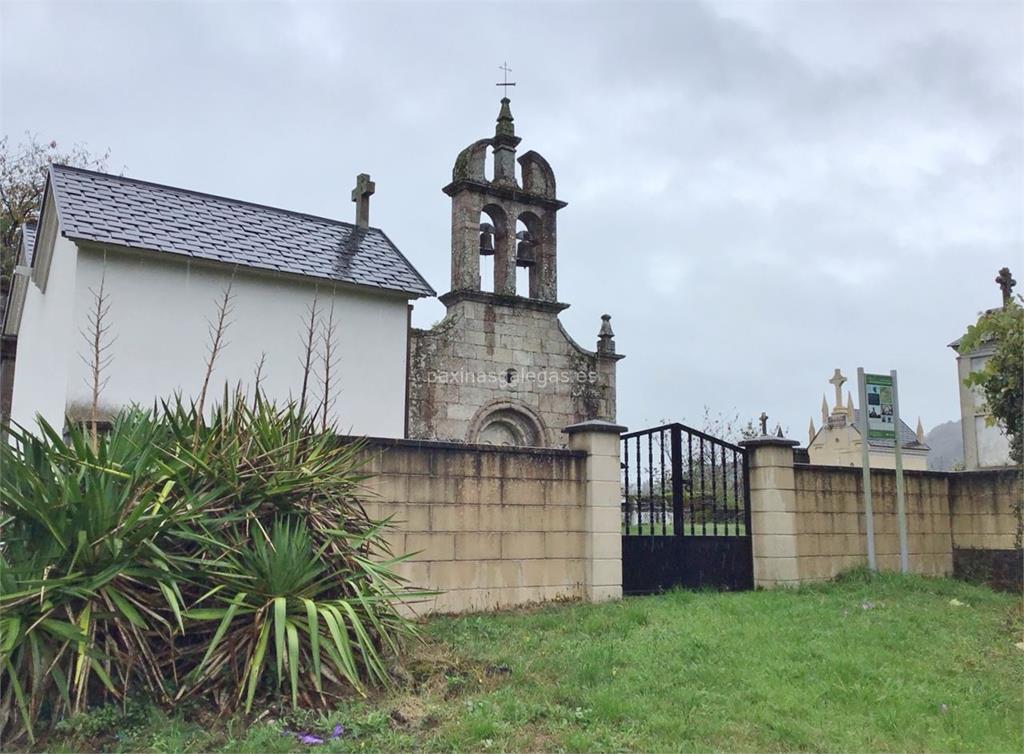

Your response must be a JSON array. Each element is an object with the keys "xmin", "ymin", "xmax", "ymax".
[{"xmin": 2, "ymin": 0, "xmax": 1020, "ymax": 437}]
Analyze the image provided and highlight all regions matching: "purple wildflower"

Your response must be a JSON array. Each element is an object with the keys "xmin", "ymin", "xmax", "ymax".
[
  {"xmin": 298, "ymin": 733, "xmax": 324, "ymax": 745},
  {"xmin": 330, "ymin": 724, "xmax": 345, "ymax": 739}
]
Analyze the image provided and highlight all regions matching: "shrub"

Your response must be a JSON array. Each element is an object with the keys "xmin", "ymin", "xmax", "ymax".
[{"xmin": 0, "ymin": 392, "xmax": 419, "ymax": 744}]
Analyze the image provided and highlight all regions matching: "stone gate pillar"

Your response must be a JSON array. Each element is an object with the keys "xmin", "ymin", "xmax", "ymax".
[
  {"xmin": 739, "ymin": 434, "xmax": 801, "ymax": 588},
  {"xmin": 565, "ymin": 420, "xmax": 626, "ymax": 602}
]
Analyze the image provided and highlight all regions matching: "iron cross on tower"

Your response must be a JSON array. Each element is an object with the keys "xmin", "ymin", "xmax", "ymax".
[{"xmin": 496, "ymin": 62, "xmax": 516, "ymax": 93}]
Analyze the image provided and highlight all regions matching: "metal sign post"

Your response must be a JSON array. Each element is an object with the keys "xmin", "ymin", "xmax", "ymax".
[
  {"xmin": 862, "ymin": 369, "xmax": 909, "ymax": 573},
  {"xmin": 890, "ymin": 370, "xmax": 909, "ymax": 573},
  {"xmin": 857, "ymin": 368, "xmax": 877, "ymax": 571}
]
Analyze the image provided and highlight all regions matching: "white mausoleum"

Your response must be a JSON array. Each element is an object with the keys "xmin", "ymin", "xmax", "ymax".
[
  {"xmin": 948, "ymin": 268, "xmax": 1016, "ymax": 470},
  {"xmin": 807, "ymin": 369, "xmax": 929, "ymax": 471}
]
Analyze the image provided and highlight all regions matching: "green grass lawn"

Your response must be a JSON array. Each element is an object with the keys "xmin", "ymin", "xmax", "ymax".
[{"xmin": 40, "ymin": 573, "xmax": 1023, "ymax": 753}]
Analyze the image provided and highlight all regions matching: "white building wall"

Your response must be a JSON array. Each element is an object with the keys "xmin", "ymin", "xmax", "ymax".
[
  {"xmin": 975, "ymin": 416, "xmax": 1012, "ymax": 467},
  {"xmin": 69, "ymin": 246, "xmax": 410, "ymax": 437},
  {"xmin": 13, "ymin": 241, "xmax": 412, "ymax": 439},
  {"xmin": 956, "ymin": 350, "xmax": 1012, "ymax": 469},
  {"xmin": 9, "ymin": 227, "xmax": 79, "ymax": 432}
]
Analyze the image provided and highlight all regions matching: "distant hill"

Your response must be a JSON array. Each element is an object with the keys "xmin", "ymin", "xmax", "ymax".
[{"xmin": 926, "ymin": 420, "xmax": 964, "ymax": 471}]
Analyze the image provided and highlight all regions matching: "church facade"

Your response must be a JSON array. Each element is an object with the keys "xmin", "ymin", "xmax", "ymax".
[{"xmin": 406, "ymin": 99, "xmax": 622, "ymax": 447}]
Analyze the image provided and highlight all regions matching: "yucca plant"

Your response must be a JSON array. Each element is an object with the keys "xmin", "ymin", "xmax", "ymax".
[
  {"xmin": 181, "ymin": 517, "xmax": 413, "ymax": 712},
  {"xmin": 0, "ymin": 410, "xmax": 200, "ymax": 744},
  {"xmin": 157, "ymin": 392, "xmax": 422, "ymax": 709},
  {"xmin": 158, "ymin": 389, "xmax": 373, "ymax": 528},
  {"xmin": 0, "ymin": 391, "xmax": 423, "ymax": 744}
]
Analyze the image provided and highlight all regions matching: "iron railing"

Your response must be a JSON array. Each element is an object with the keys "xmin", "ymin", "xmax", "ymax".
[{"xmin": 621, "ymin": 423, "xmax": 750, "ymax": 537}]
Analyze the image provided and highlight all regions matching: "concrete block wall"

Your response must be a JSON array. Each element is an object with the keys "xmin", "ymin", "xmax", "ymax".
[
  {"xmin": 566, "ymin": 420, "xmax": 626, "ymax": 603},
  {"xmin": 949, "ymin": 468, "xmax": 1021, "ymax": 550},
  {"xmin": 352, "ymin": 433, "xmax": 1017, "ymax": 607},
  {"xmin": 745, "ymin": 436, "xmax": 1020, "ymax": 588},
  {"xmin": 793, "ymin": 466, "xmax": 954, "ymax": 581},
  {"xmin": 745, "ymin": 437, "xmax": 802, "ymax": 588},
  {"xmin": 356, "ymin": 422, "xmax": 623, "ymax": 614}
]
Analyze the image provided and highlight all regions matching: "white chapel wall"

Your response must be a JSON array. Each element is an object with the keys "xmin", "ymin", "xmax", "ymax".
[
  {"xmin": 9, "ymin": 230, "xmax": 79, "ymax": 432},
  {"xmin": 61, "ymin": 246, "xmax": 410, "ymax": 438}
]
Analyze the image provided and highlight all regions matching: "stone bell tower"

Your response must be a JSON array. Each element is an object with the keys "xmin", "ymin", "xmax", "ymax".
[
  {"xmin": 447, "ymin": 97, "xmax": 563, "ymax": 301},
  {"xmin": 407, "ymin": 98, "xmax": 622, "ymax": 448}
]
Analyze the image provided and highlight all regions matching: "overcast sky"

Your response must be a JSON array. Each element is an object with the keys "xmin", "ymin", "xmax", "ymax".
[{"xmin": 2, "ymin": 0, "xmax": 1021, "ymax": 439}]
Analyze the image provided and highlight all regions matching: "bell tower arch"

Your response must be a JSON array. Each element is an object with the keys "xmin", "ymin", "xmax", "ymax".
[{"xmin": 444, "ymin": 97, "xmax": 567, "ymax": 303}]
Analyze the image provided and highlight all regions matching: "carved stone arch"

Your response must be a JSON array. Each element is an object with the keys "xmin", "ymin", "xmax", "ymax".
[
  {"xmin": 517, "ymin": 209, "xmax": 544, "ymax": 239},
  {"xmin": 480, "ymin": 203, "xmax": 509, "ymax": 236},
  {"xmin": 518, "ymin": 150, "xmax": 556, "ymax": 198},
  {"xmin": 452, "ymin": 139, "xmax": 492, "ymax": 183},
  {"xmin": 468, "ymin": 401, "xmax": 548, "ymax": 447}
]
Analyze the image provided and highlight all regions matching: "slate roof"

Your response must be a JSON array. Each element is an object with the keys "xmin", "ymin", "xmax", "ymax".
[
  {"xmin": 46, "ymin": 164, "xmax": 434, "ymax": 298},
  {"xmin": 20, "ymin": 223, "xmax": 37, "ymax": 266},
  {"xmin": 850, "ymin": 409, "xmax": 929, "ymax": 450},
  {"xmin": 1, "ymin": 224, "xmax": 39, "ymax": 337}
]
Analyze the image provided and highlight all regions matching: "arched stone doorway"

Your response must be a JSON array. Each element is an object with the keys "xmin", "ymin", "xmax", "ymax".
[{"xmin": 468, "ymin": 402, "xmax": 546, "ymax": 447}]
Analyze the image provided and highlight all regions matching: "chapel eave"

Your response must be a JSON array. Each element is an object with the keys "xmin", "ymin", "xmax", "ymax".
[{"xmin": 70, "ymin": 238, "xmax": 430, "ymax": 301}]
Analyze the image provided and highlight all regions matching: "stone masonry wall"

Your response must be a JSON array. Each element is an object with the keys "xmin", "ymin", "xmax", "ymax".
[
  {"xmin": 357, "ymin": 437, "xmax": 589, "ymax": 614},
  {"xmin": 408, "ymin": 294, "xmax": 617, "ymax": 448}
]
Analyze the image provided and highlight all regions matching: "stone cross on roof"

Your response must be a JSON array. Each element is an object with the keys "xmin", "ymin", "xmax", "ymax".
[
  {"xmin": 828, "ymin": 369, "xmax": 846, "ymax": 411},
  {"xmin": 351, "ymin": 173, "xmax": 375, "ymax": 229},
  {"xmin": 996, "ymin": 266, "xmax": 1016, "ymax": 306},
  {"xmin": 759, "ymin": 411, "xmax": 768, "ymax": 436}
]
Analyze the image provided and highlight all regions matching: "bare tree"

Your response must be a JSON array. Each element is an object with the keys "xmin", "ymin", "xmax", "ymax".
[
  {"xmin": 252, "ymin": 351, "xmax": 267, "ymax": 400},
  {"xmin": 297, "ymin": 292, "xmax": 320, "ymax": 416},
  {"xmin": 316, "ymin": 299, "xmax": 340, "ymax": 432},
  {"xmin": 0, "ymin": 134, "xmax": 110, "ymax": 289},
  {"xmin": 80, "ymin": 272, "xmax": 114, "ymax": 449},
  {"xmin": 195, "ymin": 276, "xmax": 235, "ymax": 436}
]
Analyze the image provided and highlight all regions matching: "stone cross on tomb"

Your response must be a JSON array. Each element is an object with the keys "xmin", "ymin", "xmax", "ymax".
[
  {"xmin": 496, "ymin": 61, "xmax": 516, "ymax": 92},
  {"xmin": 351, "ymin": 173, "xmax": 375, "ymax": 229},
  {"xmin": 759, "ymin": 412, "xmax": 768, "ymax": 436},
  {"xmin": 828, "ymin": 369, "xmax": 846, "ymax": 411},
  {"xmin": 996, "ymin": 267, "xmax": 1016, "ymax": 306}
]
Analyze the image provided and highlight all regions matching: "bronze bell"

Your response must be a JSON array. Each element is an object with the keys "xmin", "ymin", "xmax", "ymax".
[
  {"xmin": 479, "ymin": 222, "xmax": 495, "ymax": 256},
  {"xmin": 515, "ymin": 230, "xmax": 536, "ymax": 268}
]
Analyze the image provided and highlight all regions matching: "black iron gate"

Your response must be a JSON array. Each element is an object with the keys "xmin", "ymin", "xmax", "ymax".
[{"xmin": 621, "ymin": 423, "xmax": 753, "ymax": 594}]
